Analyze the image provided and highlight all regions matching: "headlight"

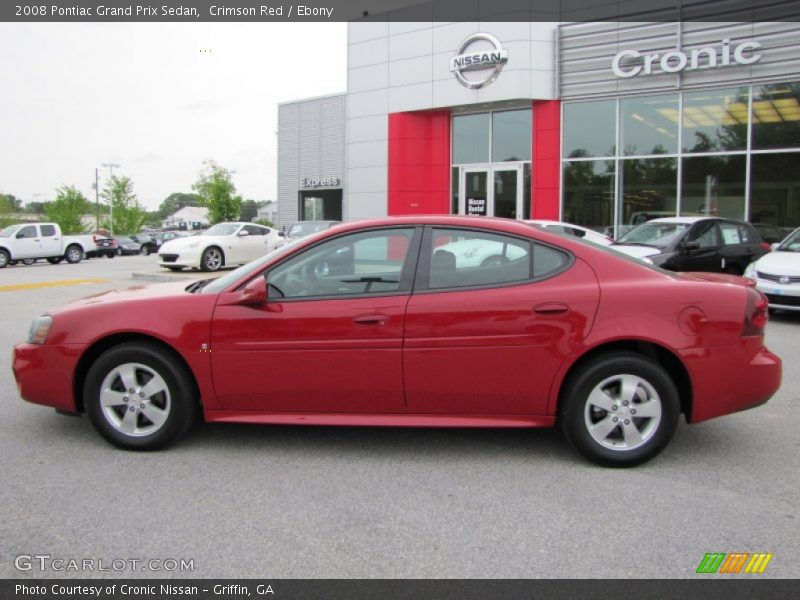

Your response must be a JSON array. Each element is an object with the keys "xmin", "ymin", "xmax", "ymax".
[
  {"xmin": 28, "ymin": 316, "xmax": 52, "ymax": 344},
  {"xmin": 744, "ymin": 262, "xmax": 757, "ymax": 279}
]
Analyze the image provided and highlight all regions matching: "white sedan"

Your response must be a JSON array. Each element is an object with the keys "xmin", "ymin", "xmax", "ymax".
[
  {"xmin": 744, "ymin": 227, "xmax": 800, "ymax": 312},
  {"xmin": 158, "ymin": 222, "xmax": 280, "ymax": 272},
  {"xmin": 525, "ymin": 220, "xmax": 614, "ymax": 246}
]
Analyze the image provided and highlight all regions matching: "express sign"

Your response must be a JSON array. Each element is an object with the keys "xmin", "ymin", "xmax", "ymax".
[{"xmin": 612, "ymin": 39, "xmax": 762, "ymax": 78}]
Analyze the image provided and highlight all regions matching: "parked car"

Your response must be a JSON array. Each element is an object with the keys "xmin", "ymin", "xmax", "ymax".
[
  {"xmin": 114, "ymin": 236, "xmax": 141, "ymax": 256},
  {"xmin": 752, "ymin": 223, "xmax": 794, "ymax": 245},
  {"xmin": 92, "ymin": 236, "xmax": 119, "ymax": 258},
  {"xmin": 130, "ymin": 234, "xmax": 155, "ymax": 256},
  {"xmin": 612, "ymin": 217, "xmax": 768, "ymax": 274},
  {"xmin": 526, "ymin": 220, "xmax": 613, "ymax": 246},
  {"xmin": 158, "ymin": 222, "xmax": 280, "ymax": 272},
  {"xmin": 276, "ymin": 220, "xmax": 341, "ymax": 248},
  {"xmin": 0, "ymin": 222, "xmax": 96, "ymax": 267},
  {"xmin": 744, "ymin": 227, "xmax": 800, "ymax": 312},
  {"xmin": 13, "ymin": 216, "xmax": 781, "ymax": 466}
]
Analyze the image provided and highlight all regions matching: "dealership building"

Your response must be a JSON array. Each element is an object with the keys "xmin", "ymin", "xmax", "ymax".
[{"xmin": 278, "ymin": 20, "xmax": 800, "ymax": 236}]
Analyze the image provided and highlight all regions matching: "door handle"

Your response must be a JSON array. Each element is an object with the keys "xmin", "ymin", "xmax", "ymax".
[
  {"xmin": 353, "ymin": 314, "xmax": 389, "ymax": 326},
  {"xmin": 534, "ymin": 302, "xmax": 569, "ymax": 316}
]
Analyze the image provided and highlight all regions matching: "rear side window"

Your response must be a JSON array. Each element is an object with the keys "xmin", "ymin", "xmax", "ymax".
[
  {"xmin": 40, "ymin": 225, "xmax": 56, "ymax": 237},
  {"xmin": 533, "ymin": 243, "xmax": 570, "ymax": 277},
  {"xmin": 738, "ymin": 224, "xmax": 758, "ymax": 244},
  {"xmin": 428, "ymin": 229, "xmax": 531, "ymax": 290},
  {"xmin": 719, "ymin": 222, "xmax": 744, "ymax": 245},
  {"xmin": 244, "ymin": 225, "xmax": 265, "ymax": 236}
]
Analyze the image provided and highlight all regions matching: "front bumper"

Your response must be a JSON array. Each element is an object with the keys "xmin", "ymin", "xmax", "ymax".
[
  {"xmin": 158, "ymin": 249, "xmax": 200, "ymax": 269},
  {"xmin": 754, "ymin": 280, "xmax": 800, "ymax": 311},
  {"xmin": 12, "ymin": 342, "xmax": 86, "ymax": 412},
  {"xmin": 680, "ymin": 338, "xmax": 781, "ymax": 423}
]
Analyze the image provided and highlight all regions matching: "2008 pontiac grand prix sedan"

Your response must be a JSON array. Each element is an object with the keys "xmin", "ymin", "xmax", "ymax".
[{"xmin": 12, "ymin": 216, "xmax": 781, "ymax": 466}]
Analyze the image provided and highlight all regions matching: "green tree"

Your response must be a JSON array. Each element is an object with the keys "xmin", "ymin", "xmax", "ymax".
[
  {"xmin": 192, "ymin": 160, "xmax": 241, "ymax": 224},
  {"xmin": 101, "ymin": 175, "xmax": 147, "ymax": 235},
  {"xmin": 25, "ymin": 201, "xmax": 46, "ymax": 215},
  {"xmin": 0, "ymin": 193, "xmax": 22, "ymax": 213},
  {"xmin": 239, "ymin": 199, "xmax": 261, "ymax": 222},
  {"xmin": 0, "ymin": 195, "xmax": 14, "ymax": 227},
  {"xmin": 158, "ymin": 192, "xmax": 203, "ymax": 220},
  {"xmin": 44, "ymin": 186, "xmax": 90, "ymax": 234}
]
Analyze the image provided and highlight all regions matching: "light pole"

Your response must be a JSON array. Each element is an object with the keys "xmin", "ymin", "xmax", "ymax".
[{"xmin": 101, "ymin": 163, "xmax": 120, "ymax": 235}]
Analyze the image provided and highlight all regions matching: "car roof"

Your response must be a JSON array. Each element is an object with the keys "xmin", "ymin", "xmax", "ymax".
[{"xmin": 648, "ymin": 216, "xmax": 710, "ymax": 224}]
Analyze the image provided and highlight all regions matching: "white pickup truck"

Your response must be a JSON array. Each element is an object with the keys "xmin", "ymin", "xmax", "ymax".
[{"xmin": 0, "ymin": 222, "xmax": 98, "ymax": 268}]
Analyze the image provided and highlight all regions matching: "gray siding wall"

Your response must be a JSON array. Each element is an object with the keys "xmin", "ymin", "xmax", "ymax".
[
  {"xmin": 277, "ymin": 94, "xmax": 346, "ymax": 227},
  {"xmin": 559, "ymin": 21, "xmax": 800, "ymax": 100}
]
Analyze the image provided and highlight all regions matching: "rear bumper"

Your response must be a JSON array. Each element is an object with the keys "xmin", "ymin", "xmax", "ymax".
[
  {"xmin": 680, "ymin": 340, "xmax": 781, "ymax": 423},
  {"xmin": 12, "ymin": 343, "xmax": 85, "ymax": 412}
]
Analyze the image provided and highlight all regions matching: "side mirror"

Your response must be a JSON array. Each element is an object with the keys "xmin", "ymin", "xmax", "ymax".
[
  {"xmin": 278, "ymin": 231, "xmax": 286, "ymax": 237},
  {"xmin": 237, "ymin": 277, "xmax": 267, "ymax": 305},
  {"xmin": 770, "ymin": 243, "xmax": 779, "ymax": 252},
  {"xmin": 237, "ymin": 230, "xmax": 250, "ymax": 237},
  {"xmin": 683, "ymin": 240, "xmax": 700, "ymax": 251}
]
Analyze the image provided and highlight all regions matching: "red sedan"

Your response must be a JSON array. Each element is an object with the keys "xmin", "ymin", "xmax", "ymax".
[{"xmin": 12, "ymin": 216, "xmax": 781, "ymax": 466}]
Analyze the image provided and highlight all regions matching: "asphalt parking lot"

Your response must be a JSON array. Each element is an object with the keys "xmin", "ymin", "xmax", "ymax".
[{"xmin": 0, "ymin": 255, "xmax": 798, "ymax": 579}]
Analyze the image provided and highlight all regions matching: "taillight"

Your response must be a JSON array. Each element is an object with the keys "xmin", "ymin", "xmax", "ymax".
[
  {"xmin": 742, "ymin": 287, "xmax": 769, "ymax": 336},
  {"xmin": 759, "ymin": 242, "xmax": 770, "ymax": 251}
]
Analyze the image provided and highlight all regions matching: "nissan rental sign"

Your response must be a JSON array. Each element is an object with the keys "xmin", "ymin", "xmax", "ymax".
[
  {"xmin": 612, "ymin": 39, "xmax": 762, "ymax": 78},
  {"xmin": 450, "ymin": 33, "xmax": 508, "ymax": 89}
]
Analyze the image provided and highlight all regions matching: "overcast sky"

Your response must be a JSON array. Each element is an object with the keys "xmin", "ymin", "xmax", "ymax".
[{"xmin": 0, "ymin": 22, "xmax": 347, "ymax": 210}]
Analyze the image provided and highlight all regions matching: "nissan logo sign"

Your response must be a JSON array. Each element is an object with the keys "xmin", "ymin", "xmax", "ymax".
[{"xmin": 450, "ymin": 33, "xmax": 508, "ymax": 89}]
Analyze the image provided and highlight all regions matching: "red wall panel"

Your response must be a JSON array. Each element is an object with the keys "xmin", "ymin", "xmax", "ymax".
[
  {"xmin": 388, "ymin": 110, "xmax": 451, "ymax": 216},
  {"xmin": 532, "ymin": 100, "xmax": 561, "ymax": 220}
]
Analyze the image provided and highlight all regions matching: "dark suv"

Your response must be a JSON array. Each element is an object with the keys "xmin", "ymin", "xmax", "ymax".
[{"xmin": 612, "ymin": 217, "xmax": 769, "ymax": 274}]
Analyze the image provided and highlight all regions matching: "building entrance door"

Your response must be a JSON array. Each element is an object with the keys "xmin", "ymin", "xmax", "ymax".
[{"xmin": 459, "ymin": 164, "xmax": 524, "ymax": 219}]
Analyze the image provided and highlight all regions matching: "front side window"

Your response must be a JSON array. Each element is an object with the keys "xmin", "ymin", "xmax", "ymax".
[
  {"xmin": 268, "ymin": 228, "xmax": 415, "ymax": 299},
  {"xmin": 16, "ymin": 226, "xmax": 36, "ymax": 239},
  {"xmin": 428, "ymin": 229, "xmax": 532, "ymax": 290},
  {"xmin": 688, "ymin": 221, "xmax": 720, "ymax": 248},
  {"xmin": 205, "ymin": 224, "xmax": 240, "ymax": 237}
]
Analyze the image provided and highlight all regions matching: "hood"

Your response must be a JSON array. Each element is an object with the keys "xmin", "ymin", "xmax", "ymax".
[
  {"xmin": 159, "ymin": 237, "xmax": 201, "ymax": 252},
  {"xmin": 51, "ymin": 281, "xmax": 192, "ymax": 314},
  {"xmin": 674, "ymin": 272, "xmax": 756, "ymax": 287},
  {"xmin": 753, "ymin": 251, "xmax": 800, "ymax": 277},
  {"xmin": 610, "ymin": 244, "xmax": 662, "ymax": 259}
]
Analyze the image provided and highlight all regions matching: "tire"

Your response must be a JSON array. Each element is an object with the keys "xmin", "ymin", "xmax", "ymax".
[
  {"xmin": 116, "ymin": 248, "xmax": 123, "ymax": 256},
  {"xmin": 84, "ymin": 342, "xmax": 197, "ymax": 450},
  {"xmin": 47, "ymin": 257, "xmax": 63, "ymax": 264},
  {"xmin": 22, "ymin": 258, "xmax": 36, "ymax": 265},
  {"xmin": 65, "ymin": 245, "xmax": 83, "ymax": 264},
  {"xmin": 560, "ymin": 352, "xmax": 680, "ymax": 467},
  {"xmin": 201, "ymin": 246, "xmax": 224, "ymax": 272},
  {"xmin": 142, "ymin": 246, "xmax": 150, "ymax": 256},
  {"xmin": 0, "ymin": 249, "xmax": 10, "ymax": 268},
  {"xmin": 106, "ymin": 252, "xmax": 115, "ymax": 259},
  {"xmin": 166, "ymin": 266, "xmax": 184, "ymax": 272}
]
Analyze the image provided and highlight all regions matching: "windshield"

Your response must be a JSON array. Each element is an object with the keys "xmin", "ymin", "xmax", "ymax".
[
  {"xmin": 0, "ymin": 225, "xmax": 19, "ymax": 237},
  {"xmin": 777, "ymin": 228, "xmax": 800, "ymax": 252},
  {"xmin": 200, "ymin": 243, "xmax": 297, "ymax": 294},
  {"xmin": 617, "ymin": 222, "xmax": 692, "ymax": 248},
  {"xmin": 287, "ymin": 222, "xmax": 330, "ymax": 238},
  {"xmin": 204, "ymin": 223, "xmax": 240, "ymax": 236}
]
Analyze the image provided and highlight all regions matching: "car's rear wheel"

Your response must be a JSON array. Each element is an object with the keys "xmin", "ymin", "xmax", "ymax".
[
  {"xmin": 22, "ymin": 258, "xmax": 36, "ymax": 265},
  {"xmin": 560, "ymin": 352, "xmax": 679, "ymax": 467},
  {"xmin": 47, "ymin": 257, "xmax": 63, "ymax": 264},
  {"xmin": 65, "ymin": 245, "xmax": 83, "ymax": 264},
  {"xmin": 85, "ymin": 343, "xmax": 197, "ymax": 450},
  {"xmin": 201, "ymin": 247, "xmax": 224, "ymax": 272}
]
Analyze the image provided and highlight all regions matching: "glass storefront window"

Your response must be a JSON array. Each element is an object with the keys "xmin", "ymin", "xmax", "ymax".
[
  {"xmin": 451, "ymin": 167, "xmax": 459, "ymax": 214},
  {"xmin": 682, "ymin": 156, "xmax": 746, "ymax": 220},
  {"xmin": 562, "ymin": 160, "xmax": 615, "ymax": 233},
  {"xmin": 453, "ymin": 113, "xmax": 490, "ymax": 164},
  {"xmin": 751, "ymin": 82, "xmax": 800, "ymax": 150},
  {"xmin": 620, "ymin": 158, "xmax": 677, "ymax": 227},
  {"xmin": 562, "ymin": 100, "xmax": 615, "ymax": 158},
  {"xmin": 750, "ymin": 153, "xmax": 800, "ymax": 229},
  {"xmin": 492, "ymin": 109, "xmax": 531, "ymax": 162},
  {"xmin": 620, "ymin": 94, "xmax": 679, "ymax": 156},
  {"xmin": 682, "ymin": 88, "xmax": 749, "ymax": 153}
]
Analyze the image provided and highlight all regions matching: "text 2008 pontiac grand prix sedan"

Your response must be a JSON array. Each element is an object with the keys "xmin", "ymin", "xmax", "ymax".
[{"xmin": 12, "ymin": 216, "xmax": 781, "ymax": 466}]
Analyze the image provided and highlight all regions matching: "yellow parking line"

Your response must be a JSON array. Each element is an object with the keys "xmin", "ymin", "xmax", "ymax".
[{"xmin": 0, "ymin": 278, "xmax": 111, "ymax": 292}]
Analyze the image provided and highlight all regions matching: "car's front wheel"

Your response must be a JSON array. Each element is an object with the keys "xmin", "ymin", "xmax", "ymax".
[
  {"xmin": 141, "ymin": 246, "xmax": 150, "ymax": 256},
  {"xmin": 201, "ymin": 246, "xmax": 224, "ymax": 272},
  {"xmin": 84, "ymin": 343, "xmax": 197, "ymax": 450},
  {"xmin": 560, "ymin": 352, "xmax": 679, "ymax": 467}
]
